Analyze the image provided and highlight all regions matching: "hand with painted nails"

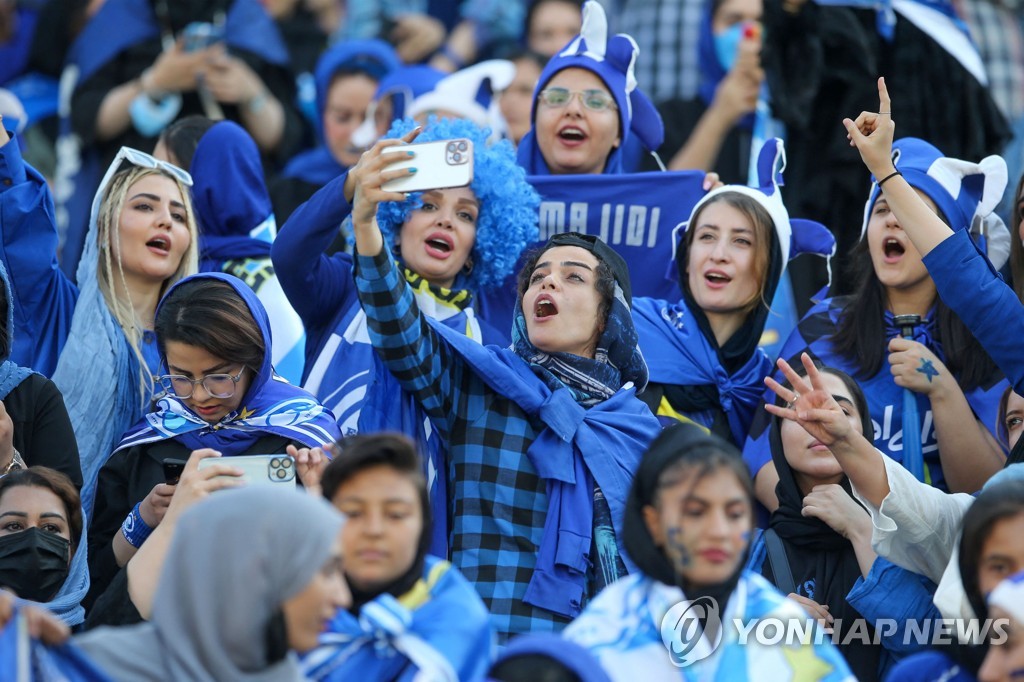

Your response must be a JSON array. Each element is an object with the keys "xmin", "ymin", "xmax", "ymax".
[{"xmin": 348, "ymin": 127, "xmax": 422, "ymax": 231}]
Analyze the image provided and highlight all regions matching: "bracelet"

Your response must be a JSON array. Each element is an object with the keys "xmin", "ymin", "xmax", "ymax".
[
  {"xmin": 121, "ymin": 502, "xmax": 155, "ymax": 549},
  {"xmin": 876, "ymin": 169, "xmax": 902, "ymax": 187}
]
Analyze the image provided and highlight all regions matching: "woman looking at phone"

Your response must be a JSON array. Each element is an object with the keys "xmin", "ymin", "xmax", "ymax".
[
  {"xmin": 300, "ymin": 433, "xmax": 492, "ymax": 682},
  {"xmin": 85, "ymin": 273, "xmax": 339, "ymax": 619}
]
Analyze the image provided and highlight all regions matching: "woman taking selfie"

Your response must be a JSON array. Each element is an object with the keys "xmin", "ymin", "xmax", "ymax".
[{"xmin": 348, "ymin": 130, "xmax": 660, "ymax": 642}]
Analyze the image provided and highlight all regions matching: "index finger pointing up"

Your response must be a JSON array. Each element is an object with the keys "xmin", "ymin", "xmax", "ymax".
[{"xmin": 877, "ymin": 76, "xmax": 891, "ymax": 114}]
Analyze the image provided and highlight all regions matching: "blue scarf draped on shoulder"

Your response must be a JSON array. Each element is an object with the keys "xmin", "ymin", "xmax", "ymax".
[
  {"xmin": 301, "ymin": 557, "xmax": 493, "ymax": 682},
  {"xmin": 632, "ymin": 297, "xmax": 772, "ymax": 445},
  {"xmin": 113, "ymin": 273, "xmax": 339, "ymax": 456},
  {"xmin": 428, "ymin": 286, "xmax": 659, "ymax": 618},
  {"xmin": 0, "ymin": 261, "xmax": 34, "ymax": 400}
]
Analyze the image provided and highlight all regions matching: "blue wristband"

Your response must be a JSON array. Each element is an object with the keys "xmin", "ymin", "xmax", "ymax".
[{"xmin": 121, "ymin": 502, "xmax": 155, "ymax": 549}]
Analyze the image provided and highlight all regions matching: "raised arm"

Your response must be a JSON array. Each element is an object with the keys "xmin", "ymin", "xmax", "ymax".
[
  {"xmin": 350, "ymin": 131, "xmax": 470, "ymax": 428},
  {"xmin": 846, "ymin": 77, "xmax": 1024, "ymax": 395},
  {"xmin": 0, "ymin": 123, "xmax": 78, "ymax": 375},
  {"xmin": 842, "ymin": 78, "xmax": 951, "ymax": 255}
]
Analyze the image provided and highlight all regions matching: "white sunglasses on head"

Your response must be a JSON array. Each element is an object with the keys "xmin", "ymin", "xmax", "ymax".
[{"xmin": 110, "ymin": 146, "xmax": 193, "ymax": 187}]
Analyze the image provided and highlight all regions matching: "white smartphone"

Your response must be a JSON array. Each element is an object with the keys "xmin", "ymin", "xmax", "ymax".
[
  {"xmin": 381, "ymin": 138, "xmax": 474, "ymax": 193},
  {"xmin": 197, "ymin": 454, "xmax": 297, "ymax": 487}
]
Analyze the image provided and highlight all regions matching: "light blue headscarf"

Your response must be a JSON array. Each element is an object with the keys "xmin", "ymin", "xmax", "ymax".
[{"xmin": 0, "ymin": 260, "xmax": 33, "ymax": 400}]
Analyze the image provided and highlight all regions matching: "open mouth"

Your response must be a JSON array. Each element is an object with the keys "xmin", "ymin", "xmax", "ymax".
[
  {"xmin": 424, "ymin": 231, "xmax": 454, "ymax": 257},
  {"xmin": 883, "ymin": 237, "xmax": 905, "ymax": 258},
  {"xmin": 147, "ymin": 235, "xmax": 171, "ymax": 254},
  {"xmin": 558, "ymin": 127, "xmax": 586, "ymax": 142},
  {"xmin": 704, "ymin": 271, "xmax": 731, "ymax": 285},
  {"xmin": 535, "ymin": 297, "xmax": 558, "ymax": 318}
]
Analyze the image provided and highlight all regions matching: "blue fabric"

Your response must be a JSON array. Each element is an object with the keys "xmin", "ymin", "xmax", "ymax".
[
  {"xmin": 633, "ymin": 297, "xmax": 773, "ymax": 444},
  {"xmin": 355, "ymin": 246, "xmax": 659, "ymax": 639},
  {"xmin": 0, "ymin": 7, "xmax": 39, "ymax": 86},
  {"xmin": 192, "ymin": 121, "xmax": 273, "ymax": 268},
  {"xmin": 0, "ymin": 133, "xmax": 78, "ymax": 376},
  {"xmin": 923, "ymin": 229, "xmax": 1024, "ymax": 395},
  {"xmin": 302, "ymin": 557, "xmax": 493, "ymax": 682},
  {"xmin": 883, "ymin": 651, "xmax": 976, "ymax": 682},
  {"xmin": 741, "ymin": 296, "xmax": 1008, "ymax": 489},
  {"xmin": 281, "ymin": 147, "xmax": 348, "ymax": 186},
  {"xmin": 312, "ymin": 39, "xmax": 399, "ymax": 139},
  {"xmin": 0, "ymin": 605, "xmax": 114, "ymax": 681},
  {"xmin": 113, "ymin": 272, "xmax": 339, "ymax": 456}
]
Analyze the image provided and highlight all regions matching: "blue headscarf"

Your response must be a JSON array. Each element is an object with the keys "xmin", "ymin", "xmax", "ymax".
[
  {"xmin": 696, "ymin": 0, "xmax": 755, "ymax": 130},
  {"xmin": 517, "ymin": 1, "xmax": 664, "ymax": 176},
  {"xmin": 113, "ymin": 273, "xmax": 339, "ymax": 455},
  {"xmin": 282, "ymin": 40, "xmax": 400, "ymax": 186},
  {"xmin": 192, "ymin": 121, "xmax": 275, "ymax": 270},
  {"xmin": 0, "ymin": 261, "xmax": 33, "ymax": 401}
]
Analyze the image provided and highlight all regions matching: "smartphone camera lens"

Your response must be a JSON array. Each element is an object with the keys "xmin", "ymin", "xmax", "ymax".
[
  {"xmin": 447, "ymin": 142, "xmax": 457, "ymax": 151},
  {"xmin": 457, "ymin": 141, "xmax": 468, "ymax": 152},
  {"xmin": 452, "ymin": 153, "xmax": 462, "ymax": 163},
  {"xmin": 281, "ymin": 458, "xmax": 292, "ymax": 468},
  {"xmin": 277, "ymin": 469, "xmax": 288, "ymax": 479}
]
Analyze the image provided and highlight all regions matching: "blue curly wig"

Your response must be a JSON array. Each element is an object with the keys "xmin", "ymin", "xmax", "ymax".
[{"xmin": 375, "ymin": 116, "xmax": 540, "ymax": 290}]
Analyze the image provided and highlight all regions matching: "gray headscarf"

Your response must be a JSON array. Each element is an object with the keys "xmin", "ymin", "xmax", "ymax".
[{"xmin": 75, "ymin": 487, "xmax": 344, "ymax": 681}]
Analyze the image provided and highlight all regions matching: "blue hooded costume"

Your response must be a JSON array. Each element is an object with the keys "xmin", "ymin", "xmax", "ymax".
[
  {"xmin": 633, "ymin": 139, "xmax": 834, "ymax": 447},
  {"xmin": 191, "ymin": 121, "xmax": 306, "ymax": 385},
  {"xmin": 742, "ymin": 138, "xmax": 1010, "ymax": 492}
]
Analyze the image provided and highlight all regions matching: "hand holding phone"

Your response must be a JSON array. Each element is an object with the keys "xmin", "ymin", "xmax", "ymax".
[
  {"xmin": 162, "ymin": 459, "xmax": 187, "ymax": 485},
  {"xmin": 381, "ymin": 138, "xmax": 474, "ymax": 194}
]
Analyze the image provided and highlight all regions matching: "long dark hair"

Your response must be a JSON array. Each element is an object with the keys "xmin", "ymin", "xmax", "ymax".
[{"xmin": 830, "ymin": 238, "xmax": 999, "ymax": 392}]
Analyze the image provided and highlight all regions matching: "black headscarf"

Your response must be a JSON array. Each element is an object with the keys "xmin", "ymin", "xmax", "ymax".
[
  {"xmin": 623, "ymin": 424, "xmax": 751, "ymax": 617},
  {"xmin": 764, "ymin": 373, "xmax": 881, "ymax": 681}
]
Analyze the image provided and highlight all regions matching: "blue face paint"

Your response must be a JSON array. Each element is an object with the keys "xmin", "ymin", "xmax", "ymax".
[{"xmin": 713, "ymin": 23, "xmax": 745, "ymax": 72}]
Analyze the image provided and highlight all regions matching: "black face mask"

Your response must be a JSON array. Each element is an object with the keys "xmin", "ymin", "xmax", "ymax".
[{"xmin": 0, "ymin": 527, "xmax": 71, "ymax": 603}]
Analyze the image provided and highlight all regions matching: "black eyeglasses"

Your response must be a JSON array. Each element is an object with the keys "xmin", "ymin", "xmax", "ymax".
[{"xmin": 157, "ymin": 366, "xmax": 247, "ymax": 399}]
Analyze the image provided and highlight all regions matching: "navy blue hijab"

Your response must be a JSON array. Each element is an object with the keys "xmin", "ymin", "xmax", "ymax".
[{"xmin": 190, "ymin": 121, "xmax": 275, "ymax": 270}]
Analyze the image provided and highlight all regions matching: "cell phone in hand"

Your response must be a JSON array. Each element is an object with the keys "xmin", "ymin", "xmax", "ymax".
[
  {"xmin": 196, "ymin": 454, "xmax": 297, "ymax": 487},
  {"xmin": 162, "ymin": 459, "xmax": 187, "ymax": 485},
  {"xmin": 381, "ymin": 138, "xmax": 474, "ymax": 194},
  {"xmin": 181, "ymin": 22, "xmax": 224, "ymax": 53}
]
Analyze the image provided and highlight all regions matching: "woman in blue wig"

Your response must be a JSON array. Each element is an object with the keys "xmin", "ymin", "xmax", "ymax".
[
  {"xmin": 516, "ymin": 0, "xmax": 665, "ymax": 177},
  {"xmin": 272, "ymin": 115, "xmax": 537, "ymax": 557},
  {"xmin": 563, "ymin": 423, "xmax": 854, "ymax": 680},
  {"xmin": 743, "ymin": 127, "xmax": 1010, "ymax": 510},
  {"xmin": 84, "ymin": 273, "xmax": 339, "ymax": 617},
  {"xmin": 346, "ymin": 132, "xmax": 660, "ymax": 642},
  {"xmin": 633, "ymin": 138, "xmax": 834, "ymax": 447},
  {"xmin": 1, "ymin": 123, "xmax": 200, "ymax": 525},
  {"xmin": 271, "ymin": 39, "xmax": 400, "ymax": 225},
  {"xmin": 301, "ymin": 433, "xmax": 492, "ymax": 682}
]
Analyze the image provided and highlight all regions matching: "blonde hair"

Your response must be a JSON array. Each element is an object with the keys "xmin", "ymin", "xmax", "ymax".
[{"xmin": 94, "ymin": 166, "xmax": 199, "ymax": 407}]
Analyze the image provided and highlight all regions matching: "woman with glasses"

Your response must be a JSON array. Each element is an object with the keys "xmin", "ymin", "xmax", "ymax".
[
  {"xmin": 83, "ymin": 273, "xmax": 339, "ymax": 621},
  {"xmin": 516, "ymin": 1, "xmax": 664, "ymax": 177},
  {"xmin": 1, "ymin": 124, "xmax": 200, "ymax": 522}
]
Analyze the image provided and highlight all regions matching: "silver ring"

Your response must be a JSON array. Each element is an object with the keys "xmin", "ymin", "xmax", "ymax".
[{"xmin": 878, "ymin": 111, "xmax": 891, "ymax": 115}]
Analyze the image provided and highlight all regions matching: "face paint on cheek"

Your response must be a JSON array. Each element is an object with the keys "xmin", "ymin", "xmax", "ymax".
[{"xmin": 666, "ymin": 527, "xmax": 693, "ymax": 569}]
